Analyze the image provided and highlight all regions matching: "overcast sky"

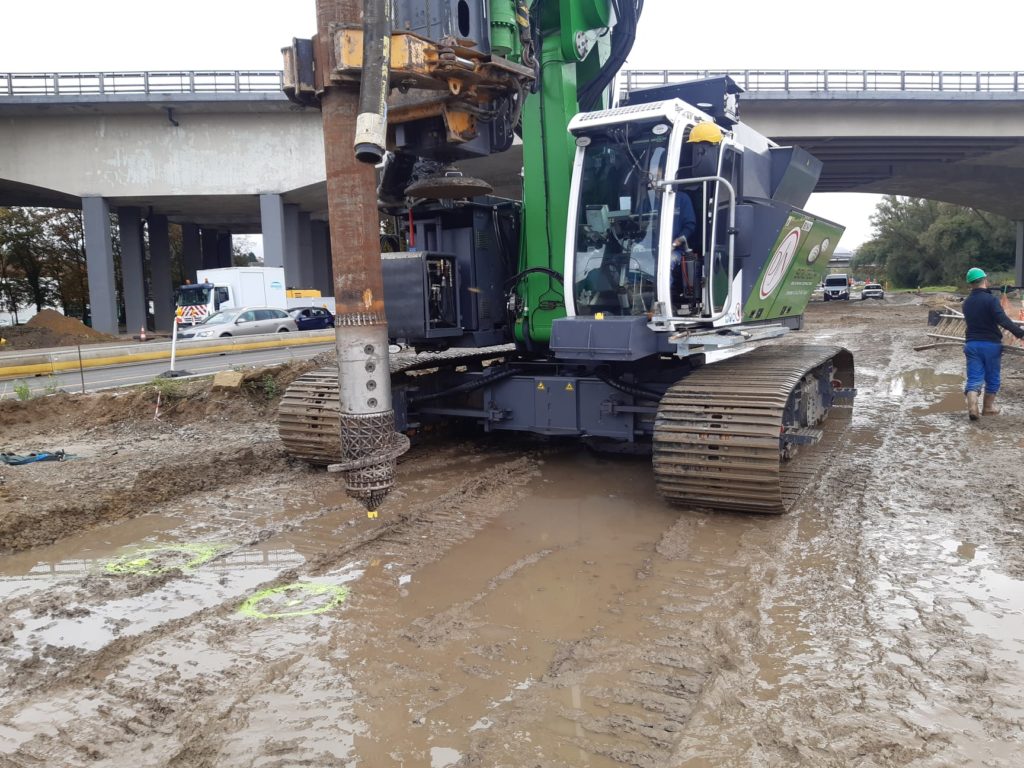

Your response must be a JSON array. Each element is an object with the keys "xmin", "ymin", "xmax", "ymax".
[{"xmin": 3, "ymin": 0, "xmax": 1017, "ymax": 248}]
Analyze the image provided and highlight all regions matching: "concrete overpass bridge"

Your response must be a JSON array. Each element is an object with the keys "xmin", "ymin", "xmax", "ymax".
[{"xmin": 3, "ymin": 68, "xmax": 1024, "ymax": 334}]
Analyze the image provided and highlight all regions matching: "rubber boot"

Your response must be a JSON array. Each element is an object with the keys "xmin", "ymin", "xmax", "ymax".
[
  {"xmin": 983, "ymin": 393, "xmax": 1000, "ymax": 415},
  {"xmin": 966, "ymin": 391, "xmax": 980, "ymax": 421}
]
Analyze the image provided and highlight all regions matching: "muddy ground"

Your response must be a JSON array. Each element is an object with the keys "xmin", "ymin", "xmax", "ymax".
[{"xmin": 1, "ymin": 297, "xmax": 1022, "ymax": 767}]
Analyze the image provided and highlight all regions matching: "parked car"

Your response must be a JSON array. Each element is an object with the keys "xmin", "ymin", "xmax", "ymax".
[
  {"xmin": 178, "ymin": 307, "xmax": 297, "ymax": 339},
  {"xmin": 861, "ymin": 283, "xmax": 885, "ymax": 300},
  {"xmin": 287, "ymin": 305, "xmax": 334, "ymax": 331}
]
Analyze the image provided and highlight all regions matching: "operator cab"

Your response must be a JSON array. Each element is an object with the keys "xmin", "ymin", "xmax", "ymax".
[
  {"xmin": 565, "ymin": 99, "xmax": 743, "ymax": 327},
  {"xmin": 571, "ymin": 125, "xmax": 667, "ymax": 317}
]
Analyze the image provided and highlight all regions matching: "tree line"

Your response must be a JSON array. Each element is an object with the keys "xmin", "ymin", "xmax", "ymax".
[
  {"xmin": 0, "ymin": 207, "xmax": 253, "ymax": 325},
  {"xmin": 853, "ymin": 196, "xmax": 1017, "ymax": 288}
]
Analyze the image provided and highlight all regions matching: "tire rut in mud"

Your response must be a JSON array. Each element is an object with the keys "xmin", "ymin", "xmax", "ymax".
[
  {"xmin": 0, "ymin": 439, "xmax": 292, "ymax": 554},
  {"xmin": 0, "ymin": 454, "xmax": 540, "ymax": 767}
]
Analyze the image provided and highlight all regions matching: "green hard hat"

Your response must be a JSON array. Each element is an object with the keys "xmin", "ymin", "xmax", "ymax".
[{"xmin": 966, "ymin": 267, "xmax": 987, "ymax": 283}]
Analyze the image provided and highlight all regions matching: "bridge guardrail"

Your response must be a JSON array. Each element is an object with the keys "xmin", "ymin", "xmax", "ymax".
[
  {"xmin": 4, "ymin": 68, "xmax": 1022, "ymax": 99},
  {"xmin": 621, "ymin": 69, "xmax": 1024, "ymax": 96},
  {"xmin": 1, "ymin": 70, "xmax": 284, "ymax": 97}
]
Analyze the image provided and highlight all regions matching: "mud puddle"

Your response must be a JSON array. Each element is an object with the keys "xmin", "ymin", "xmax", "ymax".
[
  {"xmin": 0, "ymin": 515, "xmax": 182, "ymax": 596},
  {"xmin": 850, "ymin": 365, "xmax": 968, "ymax": 420},
  {"xmin": 313, "ymin": 449, "xmax": 681, "ymax": 766}
]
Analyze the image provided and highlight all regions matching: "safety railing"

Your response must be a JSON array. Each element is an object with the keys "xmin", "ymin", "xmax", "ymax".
[
  {"xmin": 0, "ymin": 70, "xmax": 285, "ymax": 97},
  {"xmin": 621, "ymin": 69, "xmax": 1024, "ymax": 95},
  {"xmin": 6, "ymin": 69, "xmax": 1022, "ymax": 99}
]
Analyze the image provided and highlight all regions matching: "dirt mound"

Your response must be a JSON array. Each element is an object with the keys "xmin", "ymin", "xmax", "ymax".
[
  {"xmin": 0, "ymin": 358, "xmax": 323, "ymax": 436},
  {"xmin": 1, "ymin": 310, "xmax": 118, "ymax": 350},
  {"xmin": 28, "ymin": 309, "xmax": 109, "ymax": 339}
]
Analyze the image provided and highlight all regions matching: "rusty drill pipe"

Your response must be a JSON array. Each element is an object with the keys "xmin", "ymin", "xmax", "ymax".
[
  {"xmin": 315, "ymin": 0, "xmax": 406, "ymax": 511},
  {"xmin": 355, "ymin": 0, "xmax": 392, "ymax": 164}
]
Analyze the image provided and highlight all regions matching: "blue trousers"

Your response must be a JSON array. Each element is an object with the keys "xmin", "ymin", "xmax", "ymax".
[{"xmin": 964, "ymin": 340, "xmax": 1003, "ymax": 394}]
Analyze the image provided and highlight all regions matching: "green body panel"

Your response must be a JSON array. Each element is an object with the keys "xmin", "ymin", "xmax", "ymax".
[
  {"xmin": 515, "ymin": 3, "xmax": 611, "ymax": 345},
  {"xmin": 742, "ymin": 213, "xmax": 845, "ymax": 322},
  {"xmin": 490, "ymin": 0, "xmax": 520, "ymax": 58},
  {"xmin": 557, "ymin": 0, "xmax": 610, "ymax": 60},
  {"xmin": 516, "ymin": 37, "xmax": 578, "ymax": 344}
]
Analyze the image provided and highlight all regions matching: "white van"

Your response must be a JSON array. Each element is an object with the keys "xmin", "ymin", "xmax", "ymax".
[{"xmin": 823, "ymin": 274, "xmax": 851, "ymax": 301}]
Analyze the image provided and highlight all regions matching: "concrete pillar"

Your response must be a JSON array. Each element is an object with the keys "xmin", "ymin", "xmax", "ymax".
[
  {"xmin": 217, "ymin": 232, "xmax": 233, "ymax": 268},
  {"xmin": 201, "ymin": 228, "xmax": 220, "ymax": 270},
  {"xmin": 311, "ymin": 219, "xmax": 333, "ymax": 297},
  {"xmin": 148, "ymin": 214, "xmax": 175, "ymax": 330},
  {"xmin": 325, "ymin": 228, "xmax": 335, "ymax": 297},
  {"xmin": 181, "ymin": 223, "xmax": 202, "ymax": 282},
  {"xmin": 283, "ymin": 203, "xmax": 301, "ymax": 289},
  {"xmin": 118, "ymin": 207, "xmax": 147, "ymax": 335},
  {"xmin": 260, "ymin": 193, "xmax": 286, "ymax": 269},
  {"xmin": 1016, "ymin": 220, "xmax": 1023, "ymax": 288},
  {"xmin": 298, "ymin": 211, "xmax": 315, "ymax": 288},
  {"xmin": 83, "ymin": 197, "xmax": 118, "ymax": 335}
]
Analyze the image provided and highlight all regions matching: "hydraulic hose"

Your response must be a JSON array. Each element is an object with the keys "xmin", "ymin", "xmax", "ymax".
[
  {"xmin": 354, "ymin": 0, "xmax": 392, "ymax": 164},
  {"xmin": 595, "ymin": 371, "xmax": 663, "ymax": 402},
  {"xmin": 409, "ymin": 366, "xmax": 520, "ymax": 405}
]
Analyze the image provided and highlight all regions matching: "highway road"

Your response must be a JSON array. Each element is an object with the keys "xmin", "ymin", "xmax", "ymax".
[{"xmin": 2, "ymin": 340, "xmax": 335, "ymax": 397}]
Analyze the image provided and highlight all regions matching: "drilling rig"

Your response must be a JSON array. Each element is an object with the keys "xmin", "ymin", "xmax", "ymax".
[{"xmin": 278, "ymin": 0, "xmax": 855, "ymax": 514}]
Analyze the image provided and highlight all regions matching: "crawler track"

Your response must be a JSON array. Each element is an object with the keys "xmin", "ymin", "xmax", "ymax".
[
  {"xmin": 653, "ymin": 345, "xmax": 854, "ymax": 513},
  {"xmin": 277, "ymin": 345, "xmax": 516, "ymax": 465}
]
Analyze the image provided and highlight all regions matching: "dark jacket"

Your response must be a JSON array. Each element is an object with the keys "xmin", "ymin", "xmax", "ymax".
[{"xmin": 963, "ymin": 288, "xmax": 1024, "ymax": 343}]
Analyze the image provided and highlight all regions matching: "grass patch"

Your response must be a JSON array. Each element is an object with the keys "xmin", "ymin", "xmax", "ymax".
[
  {"xmin": 13, "ymin": 380, "xmax": 31, "ymax": 401},
  {"xmin": 149, "ymin": 376, "xmax": 185, "ymax": 400}
]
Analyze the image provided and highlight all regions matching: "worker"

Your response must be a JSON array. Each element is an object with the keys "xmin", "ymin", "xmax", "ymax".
[
  {"xmin": 961, "ymin": 267, "xmax": 1024, "ymax": 420},
  {"xmin": 670, "ymin": 193, "xmax": 698, "ymax": 302},
  {"xmin": 672, "ymin": 192, "xmax": 697, "ymax": 252}
]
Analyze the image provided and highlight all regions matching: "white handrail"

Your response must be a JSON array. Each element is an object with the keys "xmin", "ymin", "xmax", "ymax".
[{"xmin": 657, "ymin": 175, "xmax": 737, "ymax": 323}]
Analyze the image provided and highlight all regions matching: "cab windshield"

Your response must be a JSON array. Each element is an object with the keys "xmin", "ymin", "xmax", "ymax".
[
  {"xmin": 176, "ymin": 285, "xmax": 211, "ymax": 307},
  {"xmin": 573, "ymin": 126, "xmax": 669, "ymax": 316}
]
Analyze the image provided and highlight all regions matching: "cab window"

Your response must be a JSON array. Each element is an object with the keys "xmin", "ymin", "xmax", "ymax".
[{"xmin": 214, "ymin": 287, "xmax": 230, "ymax": 310}]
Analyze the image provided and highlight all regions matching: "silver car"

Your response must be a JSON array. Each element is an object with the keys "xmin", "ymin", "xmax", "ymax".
[
  {"xmin": 179, "ymin": 307, "xmax": 297, "ymax": 339},
  {"xmin": 861, "ymin": 283, "xmax": 885, "ymax": 300}
]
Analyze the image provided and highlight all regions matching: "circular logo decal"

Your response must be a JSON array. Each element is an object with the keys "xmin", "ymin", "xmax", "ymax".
[
  {"xmin": 760, "ymin": 228, "xmax": 802, "ymax": 300},
  {"xmin": 807, "ymin": 244, "xmax": 821, "ymax": 264}
]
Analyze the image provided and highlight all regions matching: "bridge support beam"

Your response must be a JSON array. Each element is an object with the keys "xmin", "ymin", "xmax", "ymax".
[
  {"xmin": 118, "ymin": 207, "xmax": 147, "ymax": 335},
  {"xmin": 260, "ymin": 193, "xmax": 287, "ymax": 270},
  {"xmin": 201, "ymin": 227, "xmax": 220, "ymax": 270},
  {"xmin": 181, "ymin": 224, "xmax": 202, "ymax": 282},
  {"xmin": 298, "ymin": 211, "xmax": 315, "ymax": 289},
  {"xmin": 312, "ymin": 219, "xmax": 333, "ymax": 297},
  {"xmin": 148, "ymin": 214, "xmax": 175, "ymax": 331},
  {"xmin": 1016, "ymin": 221, "xmax": 1024, "ymax": 289},
  {"xmin": 217, "ymin": 232, "xmax": 233, "ymax": 268},
  {"xmin": 284, "ymin": 203, "xmax": 302, "ymax": 290},
  {"xmin": 83, "ymin": 196, "xmax": 118, "ymax": 335}
]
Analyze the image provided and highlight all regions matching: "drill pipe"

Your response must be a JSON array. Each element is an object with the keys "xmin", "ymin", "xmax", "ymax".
[
  {"xmin": 316, "ymin": 0, "xmax": 404, "ymax": 511},
  {"xmin": 354, "ymin": 0, "xmax": 392, "ymax": 164}
]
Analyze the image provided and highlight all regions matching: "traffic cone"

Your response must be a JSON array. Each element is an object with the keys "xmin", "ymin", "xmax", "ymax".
[{"xmin": 140, "ymin": 326, "xmax": 147, "ymax": 342}]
